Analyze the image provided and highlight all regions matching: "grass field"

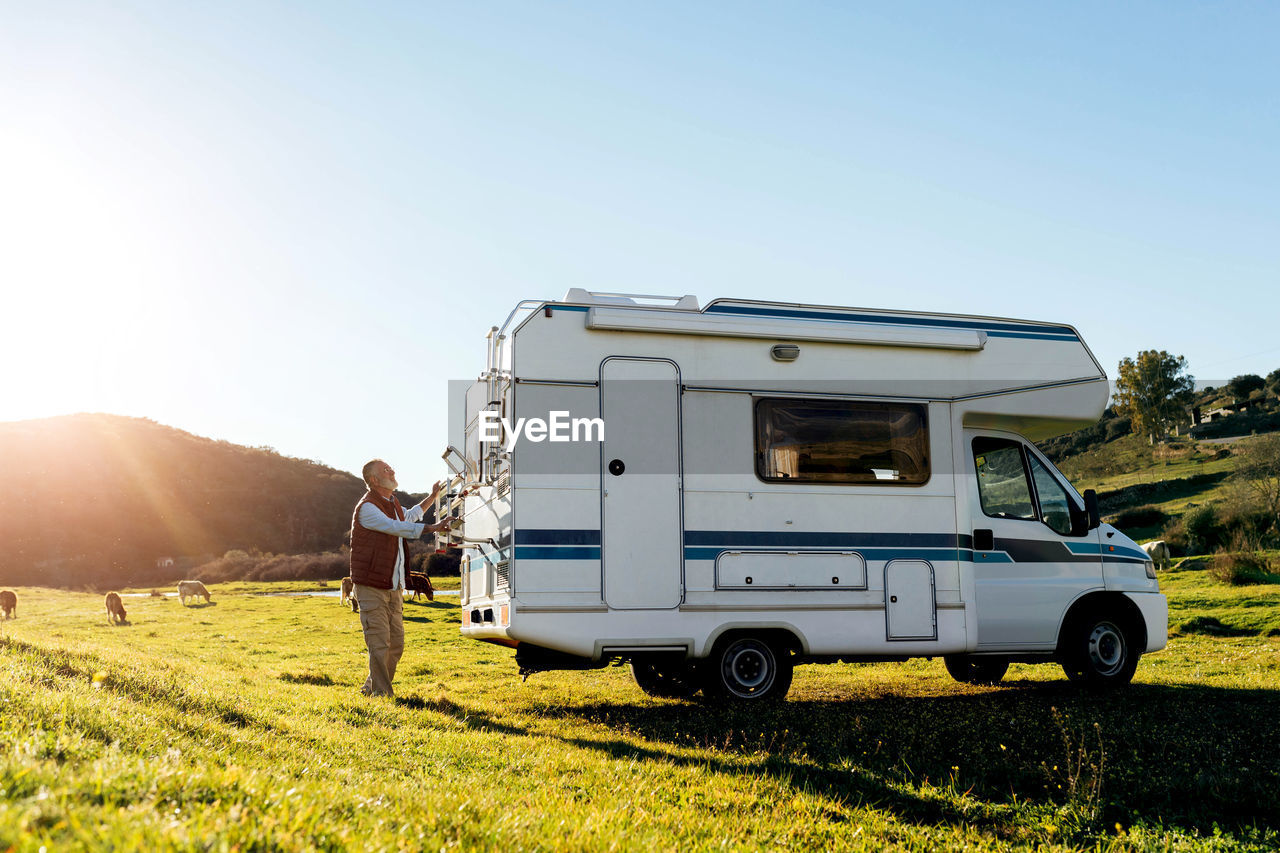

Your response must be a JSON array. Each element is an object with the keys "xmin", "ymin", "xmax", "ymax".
[
  {"xmin": 1052, "ymin": 434, "xmax": 1254, "ymax": 544},
  {"xmin": 2, "ymin": 575, "xmax": 1278, "ymax": 852}
]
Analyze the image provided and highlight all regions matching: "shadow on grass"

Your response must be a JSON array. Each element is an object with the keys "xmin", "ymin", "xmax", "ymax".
[
  {"xmin": 395, "ymin": 693, "xmax": 526, "ymax": 736},
  {"xmin": 181, "ymin": 601, "xmax": 218, "ymax": 609},
  {"xmin": 402, "ymin": 599, "xmax": 453, "ymax": 624},
  {"xmin": 404, "ymin": 599, "xmax": 453, "ymax": 610},
  {"xmin": 506, "ymin": 679, "xmax": 1280, "ymax": 838},
  {"xmin": 1174, "ymin": 615, "xmax": 1259, "ymax": 637}
]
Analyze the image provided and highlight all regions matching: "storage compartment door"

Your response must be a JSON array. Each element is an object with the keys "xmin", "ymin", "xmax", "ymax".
[
  {"xmin": 885, "ymin": 559, "xmax": 937, "ymax": 640},
  {"xmin": 601, "ymin": 358, "xmax": 683, "ymax": 609}
]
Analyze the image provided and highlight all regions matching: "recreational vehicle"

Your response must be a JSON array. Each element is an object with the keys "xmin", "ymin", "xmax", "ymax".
[{"xmin": 437, "ymin": 290, "xmax": 1167, "ymax": 702}]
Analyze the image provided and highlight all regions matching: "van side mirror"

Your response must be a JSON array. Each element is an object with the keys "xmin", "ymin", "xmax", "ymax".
[{"xmin": 1084, "ymin": 489, "xmax": 1101, "ymax": 530}]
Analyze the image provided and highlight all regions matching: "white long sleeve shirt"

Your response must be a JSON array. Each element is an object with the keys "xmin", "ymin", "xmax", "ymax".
[{"xmin": 357, "ymin": 501, "xmax": 426, "ymax": 590}]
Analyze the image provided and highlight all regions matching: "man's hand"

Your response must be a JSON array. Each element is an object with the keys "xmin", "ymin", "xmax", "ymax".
[
  {"xmin": 418, "ymin": 481, "xmax": 444, "ymax": 511},
  {"xmin": 427, "ymin": 519, "xmax": 452, "ymax": 534}
]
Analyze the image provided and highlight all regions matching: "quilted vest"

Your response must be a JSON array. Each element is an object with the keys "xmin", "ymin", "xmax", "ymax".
[{"xmin": 350, "ymin": 490, "xmax": 409, "ymax": 589}]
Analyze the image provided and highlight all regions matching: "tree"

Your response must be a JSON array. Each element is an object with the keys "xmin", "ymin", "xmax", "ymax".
[
  {"xmin": 1113, "ymin": 351, "xmax": 1195, "ymax": 444},
  {"xmin": 1227, "ymin": 374, "xmax": 1265, "ymax": 404},
  {"xmin": 1267, "ymin": 369, "xmax": 1280, "ymax": 397},
  {"xmin": 1234, "ymin": 433, "xmax": 1280, "ymax": 528}
]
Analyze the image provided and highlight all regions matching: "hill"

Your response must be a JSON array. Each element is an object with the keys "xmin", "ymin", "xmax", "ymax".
[{"xmin": 0, "ymin": 414, "xmax": 422, "ymax": 589}]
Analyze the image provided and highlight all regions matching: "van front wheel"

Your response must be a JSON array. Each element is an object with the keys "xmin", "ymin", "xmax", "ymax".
[
  {"xmin": 1061, "ymin": 614, "xmax": 1139, "ymax": 685},
  {"xmin": 702, "ymin": 637, "xmax": 793, "ymax": 702},
  {"xmin": 944, "ymin": 655, "xmax": 1009, "ymax": 685}
]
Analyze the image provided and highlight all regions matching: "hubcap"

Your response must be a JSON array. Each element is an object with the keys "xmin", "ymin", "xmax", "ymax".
[
  {"xmin": 722, "ymin": 641, "xmax": 775, "ymax": 696},
  {"xmin": 1087, "ymin": 622, "xmax": 1125, "ymax": 676}
]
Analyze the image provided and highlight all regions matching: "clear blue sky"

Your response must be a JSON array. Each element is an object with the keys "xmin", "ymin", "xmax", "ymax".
[{"xmin": 3, "ymin": 2, "xmax": 1277, "ymax": 490}]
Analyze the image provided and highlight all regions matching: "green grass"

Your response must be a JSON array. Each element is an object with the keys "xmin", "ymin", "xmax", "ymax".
[
  {"xmin": 1165, "ymin": 558, "xmax": 1280, "ymax": 637},
  {"xmin": 1054, "ymin": 435, "xmax": 1253, "ymax": 541},
  {"xmin": 2, "ymin": 579, "xmax": 1278, "ymax": 851}
]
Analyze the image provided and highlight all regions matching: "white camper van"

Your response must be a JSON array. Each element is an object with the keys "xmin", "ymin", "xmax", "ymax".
[{"xmin": 438, "ymin": 290, "xmax": 1167, "ymax": 702}]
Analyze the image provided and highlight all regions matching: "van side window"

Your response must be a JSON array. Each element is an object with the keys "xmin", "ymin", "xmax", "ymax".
[
  {"xmin": 1028, "ymin": 454, "xmax": 1074, "ymax": 536},
  {"xmin": 972, "ymin": 437, "xmax": 1036, "ymax": 520},
  {"xmin": 755, "ymin": 399, "xmax": 929, "ymax": 485}
]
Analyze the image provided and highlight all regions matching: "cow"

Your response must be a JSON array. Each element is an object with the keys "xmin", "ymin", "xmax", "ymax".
[
  {"xmin": 340, "ymin": 576, "xmax": 358, "ymax": 613},
  {"xmin": 1141, "ymin": 540, "xmax": 1172, "ymax": 572},
  {"xmin": 105, "ymin": 592, "xmax": 127, "ymax": 624},
  {"xmin": 406, "ymin": 572, "xmax": 434, "ymax": 602},
  {"xmin": 177, "ymin": 580, "xmax": 212, "ymax": 605},
  {"xmin": 0, "ymin": 589, "xmax": 15, "ymax": 619}
]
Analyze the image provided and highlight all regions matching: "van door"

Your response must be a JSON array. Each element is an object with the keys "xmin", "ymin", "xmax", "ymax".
[
  {"xmin": 600, "ymin": 358, "xmax": 683, "ymax": 609},
  {"xmin": 885, "ymin": 560, "xmax": 937, "ymax": 640},
  {"xmin": 963, "ymin": 431, "xmax": 1102, "ymax": 649}
]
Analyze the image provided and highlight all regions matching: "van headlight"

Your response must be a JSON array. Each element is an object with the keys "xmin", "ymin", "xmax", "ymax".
[{"xmin": 1144, "ymin": 560, "xmax": 1157, "ymax": 580}]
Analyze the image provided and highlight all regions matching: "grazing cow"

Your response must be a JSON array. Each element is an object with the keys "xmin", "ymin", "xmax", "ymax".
[
  {"xmin": 1141, "ymin": 540, "xmax": 1172, "ymax": 572},
  {"xmin": 105, "ymin": 592, "xmax": 127, "ymax": 624},
  {"xmin": 340, "ymin": 576, "xmax": 358, "ymax": 613},
  {"xmin": 177, "ymin": 580, "xmax": 211, "ymax": 605},
  {"xmin": 406, "ymin": 572, "xmax": 434, "ymax": 602},
  {"xmin": 0, "ymin": 589, "xmax": 16, "ymax": 619}
]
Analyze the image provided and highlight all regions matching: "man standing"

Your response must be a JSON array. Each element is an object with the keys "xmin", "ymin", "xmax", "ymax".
[{"xmin": 350, "ymin": 459, "xmax": 450, "ymax": 697}]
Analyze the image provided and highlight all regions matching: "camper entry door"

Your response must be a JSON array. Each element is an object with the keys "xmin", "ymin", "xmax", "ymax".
[{"xmin": 600, "ymin": 358, "xmax": 683, "ymax": 609}]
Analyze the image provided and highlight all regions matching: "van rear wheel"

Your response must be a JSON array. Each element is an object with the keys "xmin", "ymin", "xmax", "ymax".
[
  {"xmin": 630, "ymin": 658, "xmax": 701, "ymax": 699},
  {"xmin": 702, "ymin": 637, "xmax": 793, "ymax": 702},
  {"xmin": 1061, "ymin": 613, "xmax": 1139, "ymax": 686},
  {"xmin": 943, "ymin": 655, "xmax": 1009, "ymax": 685}
]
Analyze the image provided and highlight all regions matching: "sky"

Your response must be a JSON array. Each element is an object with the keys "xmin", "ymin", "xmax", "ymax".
[{"xmin": 2, "ymin": 1, "xmax": 1277, "ymax": 490}]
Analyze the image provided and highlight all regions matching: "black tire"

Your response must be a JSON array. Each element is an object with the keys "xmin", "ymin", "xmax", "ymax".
[
  {"xmin": 1060, "ymin": 612, "xmax": 1139, "ymax": 686},
  {"xmin": 944, "ymin": 655, "xmax": 1009, "ymax": 685},
  {"xmin": 701, "ymin": 637, "xmax": 794, "ymax": 702},
  {"xmin": 630, "ymin": 658, "xmax": 701, "ymax": 699}
]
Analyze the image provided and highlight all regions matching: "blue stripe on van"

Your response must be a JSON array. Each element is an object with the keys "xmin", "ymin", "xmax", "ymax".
[
  {"xmin": 684, "ymin": 545, "xmax": 971, "ymax": 563},
  {"xmin": 684, "ymin": 530, "xmax": 961, "ymax": 548},
  {"xmin": 512, "ymin": 529, "xmax": 1122, "ymax": 566},
  {"xmin": 1065, "ymin": 542, "xmax": 1149, "ymax": 561},
  {"xmin": 703, "ymin": 303, "xmax": 1079, "ymax": 341},
  {"xmin": 515, "ymin": 529, "xmax": 601, "ymax": 546},
  {"xmin": 513, "ymin": 545, "xmax": 601, "ymax": 560}
]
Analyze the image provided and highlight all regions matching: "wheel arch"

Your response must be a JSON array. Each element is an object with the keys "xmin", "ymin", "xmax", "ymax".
[
  {"xmin": 1055, "ymin": 591, "xmax": 1147, "ymax": 656},
  {"xmin": 701, "ymin": 623, "xmax": 805, "ymax": 659}
]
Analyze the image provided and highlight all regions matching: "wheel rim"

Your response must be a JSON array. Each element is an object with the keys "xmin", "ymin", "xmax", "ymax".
[
  {"xmin": 1087, "ymin": 622, "xmax": 1125, "ymax": 676},
  {"xmin": 721, "ymin": 640, "xmax": 776, "ymax": 697}
]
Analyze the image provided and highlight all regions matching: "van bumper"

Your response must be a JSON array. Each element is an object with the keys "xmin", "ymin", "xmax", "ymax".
[{"xmin": 1125, "ymin": 592, "xmax": 1168, "ymax": 653}]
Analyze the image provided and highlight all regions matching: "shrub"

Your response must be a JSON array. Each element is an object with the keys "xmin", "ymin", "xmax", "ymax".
[
  {"xmin": 1208, "ymin": 553, "xmax": 1280, "ymax": 586},
  {"xmin": 1104, "ymin": 416, "xmax": 1132, "ymax": 442},
  {"xmin": 1160, "ymin": 517, "xmax": 1188, "ymax": 556},
  {"xmin": 1184, "ymin": 505, "xmax": 1224, "ymax": 554},
  {"xmin": 1112, "ymin": 505, "xmax": 1168, "ymax": 529},
  {"xmin": 191, "ymin": 550, "xmax": 348, "ymax": 583}
]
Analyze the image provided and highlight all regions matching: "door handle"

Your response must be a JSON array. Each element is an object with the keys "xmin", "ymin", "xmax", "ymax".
[
  {"xmin": 608, "ymin": 459, "xmax": 626, "ymax": 476},
  {"xmin": 973, "ymin": 529, "xmax": 994, "ymax": 551}
]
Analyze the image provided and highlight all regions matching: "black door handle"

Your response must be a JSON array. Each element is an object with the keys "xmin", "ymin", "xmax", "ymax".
[
  {"xmin": 973, "ymin": 529, "xmax": 994, "ymax": 551},
  {"xmin": 608, "ymin": 459, "xmax": 626, "ymax": 476}
]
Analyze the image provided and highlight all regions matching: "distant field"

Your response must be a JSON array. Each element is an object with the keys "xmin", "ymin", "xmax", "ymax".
[{"xmin": 2, "ymin": 576, "xmax": 1278, "ymax": 851}]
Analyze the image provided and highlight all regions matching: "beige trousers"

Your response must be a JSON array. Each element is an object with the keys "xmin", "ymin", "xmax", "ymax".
[{"xmin": 354, "ymin": 584, "xmax": 405, "ymax": 697}]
